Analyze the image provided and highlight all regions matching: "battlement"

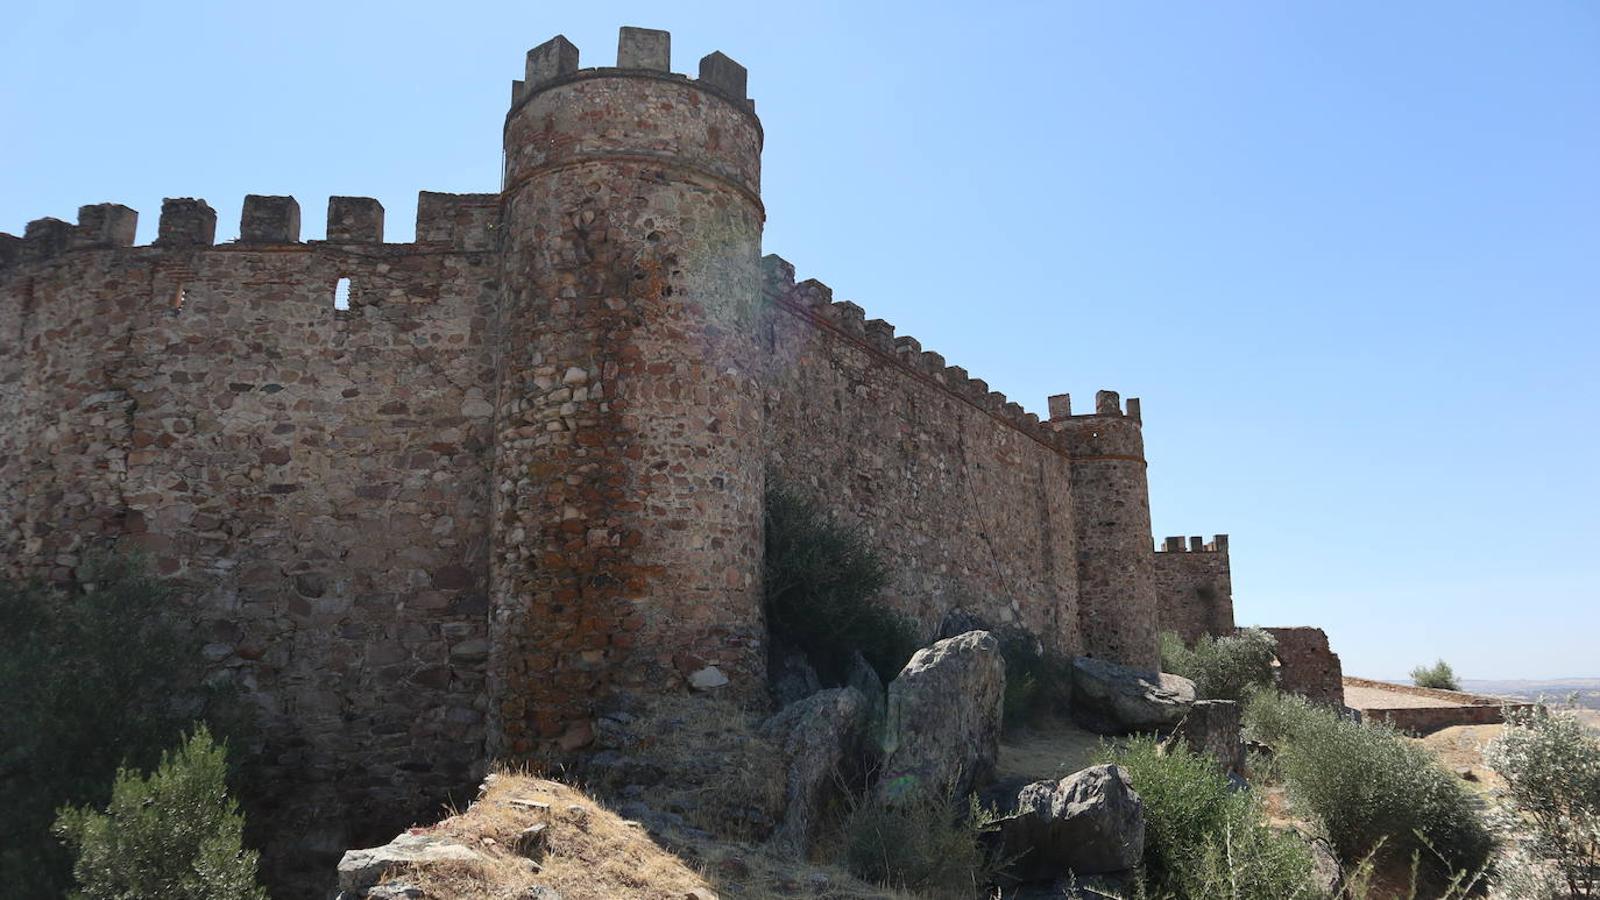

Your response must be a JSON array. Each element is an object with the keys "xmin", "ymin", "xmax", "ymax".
[
  {"xmin": 1047, "ymin": 391, "xmax": 1142, "ymax": 423},
  {"xmin": 1158, "ymin": 534, "xmax": 1230, "ymax": 553},
  {"xmin": 0, "ymin": 192, "xmax": 498, "ymax": 270},
  {"xmin": 511, "ymin": 28, "xmax": 753, "ymax": 114},
  {"xmin": 762, "ymin": 253, "xmax": 1062, "ymax": 444}
]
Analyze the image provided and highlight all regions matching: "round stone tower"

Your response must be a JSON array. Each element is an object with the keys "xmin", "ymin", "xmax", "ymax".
[
  {"xmin": 490, "ymin": 28, "xmax": 767, "ymax": 755},
  {"xmin": 1050, "ymin": 391, "xmax": 1160, "ymax": 670}
]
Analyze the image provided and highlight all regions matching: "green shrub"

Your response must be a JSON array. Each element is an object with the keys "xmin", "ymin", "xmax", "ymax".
[
  {"xmin": 841, "ymin": 788, "xmax": 995, "ymax": 898},
  {"xmin": 0, "ymin": 553, "xmax": 248, "ymax": 899},
  {"xmin": 1243, "ymin": 691, "xmax": 1492, "ymax": 879},
  {"xmin": 1094, "ymin": 736, "xmax": 1318, "ymax": 899},
  {"xmin": 997, "ymin": 629, "xmax": 1072, "ymax": 729},
  {"xmin": 1159, "ymin": 628, "xmax": 1278, "ymax": 702},
  {"xmin": 1485, "ymin": 704, "xmax": 1600, "ymax": 897},
  {"xmin": 763, "ymin": 482, "xmax": 917, "ymax": 684},
  {"xmin": 1409, "ymin": 659, "xmax": 1460, "ymax": 692},
  {"xmin": 55, "ymin": 726, "xmax": 266, "ymax": 900}
]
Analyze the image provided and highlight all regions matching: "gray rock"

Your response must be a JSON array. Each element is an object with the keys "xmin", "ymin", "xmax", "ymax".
[
  {"xmin": 771, "ymin": 651, "xmax": 821, "ymax": 708},
  {"xmin": 879, "ymin": 630, "xmax": 1005, "ymax": 803},
  {"xmin": 935, "ymin": 607, "xmax": 992, "ymax": 642},
  {"xmin": 759, "ymin": 687, "xmax": 869, "ymax": 856},
  {"xmin": 990, "ymin": 764, "xmax": 1146, "ymax": 881},
  {"xmin": 846, "ymin": 650, "xmax": 887, "ymax": 748},
  {"xmin": 688, "ymin": 665, "xmax": 730, "ymax": 691},
  {"xmin": 1304, "ymin": 832, "xmax": 1342, "ymax": 895},
  {"xmin": 1165, "ymin": 699, "xmax": 1245, "ymax": 775},
  {"xmin": 370, "ymin": 886, "xmax": 426, "ymax": 900},
  {"xmin": 1070, "ymin": 656, "xmax": 1195, "ymax": 734},
  {"xmin": 336, "ymin": 832, "xmax": 481, "ymax": 892},
  {"xmin": 516, "ymin": 822, "xmax": 549, "ymax": 859}
]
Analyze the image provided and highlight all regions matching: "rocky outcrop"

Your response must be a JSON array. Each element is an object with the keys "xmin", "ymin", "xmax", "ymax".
[
  {"xmin": 1165, "ymin": 699, "xmax": 1245, "ymax": 775},
  {"xmin": 1070, "ymin": 656, "xmax": 1195, "ymax": 734},
  {"xmin": 770, "ymin": 651, "xmax": 822, "ymax": 708},
  {"xmin": 879, "ymin": 630, "xmax": 1005, "ymax": 803},
  {"xmin": 336, "ymin": 833, "xmax": 482, "ymax": 895},
  {"xmin": 759, "ymin": 687, "xmax": 870, "ymax": 856},
  {"xmin": 989, "ymin": 765, "xmax": 1146, "ymax": 881}
]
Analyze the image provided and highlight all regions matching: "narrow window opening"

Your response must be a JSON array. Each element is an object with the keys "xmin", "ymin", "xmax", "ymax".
[
  {"xmin": 172, "ymin": 284, "xmax": 187, "ymax": 313},
  {"xmin": 333, "ymin": 277, "xmax": 352, "ymax": 311}
]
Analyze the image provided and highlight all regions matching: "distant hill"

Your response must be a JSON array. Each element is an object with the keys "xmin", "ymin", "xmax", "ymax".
[{"xmin": 1460, "ymin": 678, "xmax": 1600, "ymax": 711}]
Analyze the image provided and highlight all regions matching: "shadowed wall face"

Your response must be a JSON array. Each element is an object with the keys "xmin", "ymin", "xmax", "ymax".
[
  {"xmin": 1155, "ymin": 535, "xmax": 1234, "ymax": 644},
  {"xmin": 0, "ymin": 197, "xmax": 500, "ymax": 888}
]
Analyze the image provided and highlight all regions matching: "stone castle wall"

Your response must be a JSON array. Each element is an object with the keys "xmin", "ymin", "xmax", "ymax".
[
  {"xmin": 761, "ymin": 260, "xmax": 1081, "ymax": 652},
  {"xmin": 1265, "ymin": 626, "xmax": 1346, "ymax": 706},
  {"xmin": 0, "ymin": 25, "xmax": 1245, "ymax": 890},
  {"xmin": 1154, "ymin": 535, "xmax": 1234, "ymax": 644},
  {"xmin": 0, "ymin": 195, "xmax": 501, "ymax": 884}
]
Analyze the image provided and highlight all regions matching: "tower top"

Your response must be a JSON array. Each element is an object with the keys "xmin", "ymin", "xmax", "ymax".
[{"xmin": 510, "ymin": 28, "xmax": 754, "ymax": 117}]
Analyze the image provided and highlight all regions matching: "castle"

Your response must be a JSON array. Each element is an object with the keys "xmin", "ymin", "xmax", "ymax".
[{"xmin": 1, "ymin": 28, "xmax": 1240, "ymax": 880}]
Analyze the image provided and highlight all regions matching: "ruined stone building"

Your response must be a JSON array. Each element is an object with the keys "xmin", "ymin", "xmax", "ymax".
[{"xmin": 1, "ymin": 28, "xmax": 1238, "ymax": 880}]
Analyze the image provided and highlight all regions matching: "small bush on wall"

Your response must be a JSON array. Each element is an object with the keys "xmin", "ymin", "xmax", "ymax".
[
  {"xmin": 763, "ymin": 481, "xmax": 917, "ymax": 684},
  {"xmin": 55, "ymin": 726, "xmax": 266, "ymax": 900},
  {"xmin": 0, "ymin": 552, "xmax": 251, "ymax": 900}
]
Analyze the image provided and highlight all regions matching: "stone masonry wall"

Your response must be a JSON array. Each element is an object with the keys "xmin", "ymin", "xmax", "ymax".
[
  {"xmin": 761, "ymin": 258, "xmax": 1082, "ymax": 654},
  {"xmin": 488, "ymin": 37, "xmax": 769, "ymax": 757},
  {"xmin": 1264, "ymin": 626, "xmax": 1345, "ymax": 706},
  {"xmin": 0, "ymin": 195, "xmax": 500, "ymax": 889},
  {"xmin": 1154, "ymin": 534, "xmax": 1235, "ymax": 644}
]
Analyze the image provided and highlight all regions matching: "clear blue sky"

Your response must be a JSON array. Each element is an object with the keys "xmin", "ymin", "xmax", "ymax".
[{"xmin": 4, "ymin": 2, "xmax": 1596, "ymax": 679}]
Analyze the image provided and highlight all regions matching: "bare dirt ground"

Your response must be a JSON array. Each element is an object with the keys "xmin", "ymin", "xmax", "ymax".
[
  {"xmin": 1415, "ymin": 723, "xmax": 1507, "ymax": 792},
  {"xmin": 996, "ymin": 716, "xmax": 1105, "ymax": 784}
]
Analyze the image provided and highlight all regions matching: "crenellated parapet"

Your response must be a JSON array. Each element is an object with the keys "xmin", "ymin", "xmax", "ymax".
[
  {"xmin": 0, "ymin": 191, "xmax": 498, "ymax": 274},
  {"xmin": 510, "ymin": 27, "xmax": 753, "ymax": 115},
  {"xmin": 1158, "ymin": 534, "xmax": 1230, "ymax": 553},
  {"xmin": 761, "ymin": 253, "xmax": 1060, "ymax": 445}
]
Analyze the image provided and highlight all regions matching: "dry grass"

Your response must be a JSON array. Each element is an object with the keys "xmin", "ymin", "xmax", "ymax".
[
  {"xmin": 391, "ymin": 770, "xmax": 913, "ymax": 900},
  {"xmin": 1413, "ymin": 723, "xmax": 1506, "ymax": 793},
  {"xmin": 404, "ymin": 773, "xmax": 713, "ymax": 900}
]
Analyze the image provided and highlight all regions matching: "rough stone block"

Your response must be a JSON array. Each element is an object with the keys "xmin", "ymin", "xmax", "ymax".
[
  {"xmin": 698, "ymin": 51, "xmax": 747, "ymax": 98},
  {"xmin": 416, "ymin": 191, "xmax": 498, "ymax": 250},
  {"xmin": 1095, "ymin": 390, "xmax": 1121, "ymax": 415},
  {"xmin": 75, "ymin": 204, "xmax": 138, "ymax": 248},
  {"xmin": 617, "ymin": 27, "xmax": 670, "ymax": 71},
  {"xmin": 156, "ymin": 198, "xmax": 217, "ymax": 246},
  {"xmin": 1048, "ymin": 393, "xmax": 1072, "ymax": 419},
  {"xmin": 327, "ymin": 196, "xmax": 385, "ymax": 243},
  {"xmin": 526, "ymin": 35, "xmax": 579, "ymax": 88},
  {"xmin": 762, "ymin": 254, "xmax": 795, "ymax": 293},
  {"xmin": 23, "ymin": 217, "xmax": 74, "ymax": 258},
  {"xmin": 240, "ymin": 195, "xmax": 301, "ymax": 243}
]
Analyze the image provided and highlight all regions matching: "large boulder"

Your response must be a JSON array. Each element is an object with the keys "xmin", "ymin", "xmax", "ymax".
[
  {"xmin": 1070, "ymin": 656, "xmax": 1195, "ymax": 734},
  {"xmin": 336, "ymin": 833, "xmax": 481, "ymax": 894},
  {"xmin": 759, "ymin": 687, "xmax": 870, "ymax": 856},
  {"xmin": 989, "ymin": 764, "xmax": 1146, "ymax": 882},
  {"xmin": 1165, "ymin": 699, "xmax": 1245, "ymax": 776},
  {"xmin": 879, "ymin": 630, "xmax": 1005, "ymax": 803}
]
